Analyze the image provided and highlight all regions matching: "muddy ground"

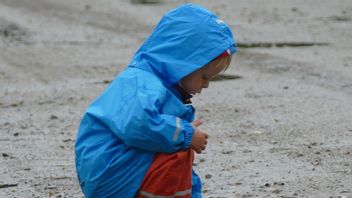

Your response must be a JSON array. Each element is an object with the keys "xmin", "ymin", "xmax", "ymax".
[{"xmin": 1, "ymin": 0, "xmax": 351, "ymax": 197}]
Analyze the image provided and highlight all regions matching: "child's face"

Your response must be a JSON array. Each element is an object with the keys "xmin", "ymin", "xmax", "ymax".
[{"xmin": 180, "ymin": 57, "xmax": 230, "ymax": 94}]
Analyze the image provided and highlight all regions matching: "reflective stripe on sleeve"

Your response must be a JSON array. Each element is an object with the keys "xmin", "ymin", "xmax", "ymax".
[
  {"xmin": 172, "ymin": 117, "xmax": 181, "ymax": 141},
  {"xmin": 139, "ymin": 189, "xmax": 191, "ymax": 198}
]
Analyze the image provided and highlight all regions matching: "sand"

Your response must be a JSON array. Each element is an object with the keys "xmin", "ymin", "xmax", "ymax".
[{"xmin": 1, "ymin": 0, "xmax": 351, "ymax": 197}]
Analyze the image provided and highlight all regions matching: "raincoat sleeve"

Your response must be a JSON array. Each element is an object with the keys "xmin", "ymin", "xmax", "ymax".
[{"xmin": 86, "ymin": 81, "xmax": 194, "ymax": 154}]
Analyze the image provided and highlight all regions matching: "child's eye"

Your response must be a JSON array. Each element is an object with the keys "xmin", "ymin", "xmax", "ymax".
[{"xmin": 202, "ymin": 75, "xmax": 208, "ymax": 80}]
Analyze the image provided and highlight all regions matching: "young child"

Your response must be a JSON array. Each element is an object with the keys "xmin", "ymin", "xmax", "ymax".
[{"xmin": 75, "ymin": 3, "xmax": 236, "ymax": 198}]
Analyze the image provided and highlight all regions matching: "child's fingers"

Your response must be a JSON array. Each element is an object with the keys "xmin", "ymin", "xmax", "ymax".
[{"xmin": 192, "ymin": 119, "xmax": 203, "ymax": 127}]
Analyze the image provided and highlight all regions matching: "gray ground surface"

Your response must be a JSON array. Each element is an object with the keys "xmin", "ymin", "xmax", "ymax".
[{"xmin": 1, "ymin": 0, "xmax": 351, "ymax": 197}]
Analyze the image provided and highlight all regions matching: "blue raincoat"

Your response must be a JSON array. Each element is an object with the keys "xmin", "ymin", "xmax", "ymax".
[{"xmin": 75, "ymin": 3, "xmax": 236, "ymax": 198}]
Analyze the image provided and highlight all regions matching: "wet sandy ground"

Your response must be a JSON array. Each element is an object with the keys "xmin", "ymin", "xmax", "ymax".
[{"xmin": 1, "ymin": 0, "xmax": 352, "ymax": 197}]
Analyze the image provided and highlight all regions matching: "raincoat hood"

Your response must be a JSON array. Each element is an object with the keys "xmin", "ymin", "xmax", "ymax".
[{"xmin": 129, "ymin": 3, "xmax": 237, "ymax": 86}]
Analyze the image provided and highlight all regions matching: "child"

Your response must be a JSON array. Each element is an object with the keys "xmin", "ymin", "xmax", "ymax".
[{"xmin": 75, "ymin": 3, "xmax": 236, "ymax": 198}]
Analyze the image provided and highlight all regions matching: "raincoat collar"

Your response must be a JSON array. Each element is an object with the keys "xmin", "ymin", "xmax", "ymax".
[{"xmin": 174, "ymin": 84, "xmax": 192, "ymax": 104}]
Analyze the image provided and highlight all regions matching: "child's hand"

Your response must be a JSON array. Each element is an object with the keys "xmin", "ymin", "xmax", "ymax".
[{"xmin": 191, "ymin": 119, "xmax": 208, "ymax": 154}]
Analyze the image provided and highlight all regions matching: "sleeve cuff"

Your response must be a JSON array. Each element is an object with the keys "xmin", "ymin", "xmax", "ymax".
[{"xmin": 180, "ymin": 120, "xmax": 194, "ymax": 149}]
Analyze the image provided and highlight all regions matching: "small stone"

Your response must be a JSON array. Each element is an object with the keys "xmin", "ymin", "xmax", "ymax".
[
  {"xmin": 50, "ymin": 115, "xmax": 58, "ymax": 120},
  {"xmin": 205, "ymin": 174, "xmax": 212, "ymax": 179},
  {"xmin": 11, "ymin": 101, "xmax": 23, "ymax": 107},
  {"xmin": 243, "ymin": 149, "xmax": 252, "ymax": 153},
  {"xmin": 271, "ymin": 188, "xmax": 281, "ymax": 194},
  {"xmin": 103, "ymin": 80, "xmax": 111, "ymax": 84},
  {"xmin": 2, "ymin": 153, "xmax": 10, "ymax": 157},
  {"xmin": 249, "ymin": 130, "xmax": 263, "ymax": 135},
  {"xmin": 85, "ymin": 4, "xmax": 91, "ymax": 10},
  {"xmin": 312, "ymin": 159, "xmax": 321, "ymax": 166},
  {"xmin": 222, "ymin": 150, "xmax": 234, "ymax": 154}
]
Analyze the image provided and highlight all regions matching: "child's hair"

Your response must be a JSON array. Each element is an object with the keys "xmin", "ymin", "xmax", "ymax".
[{"xmin": 207, "ymin": 55, "xmax": 232, "ymax": 73}]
